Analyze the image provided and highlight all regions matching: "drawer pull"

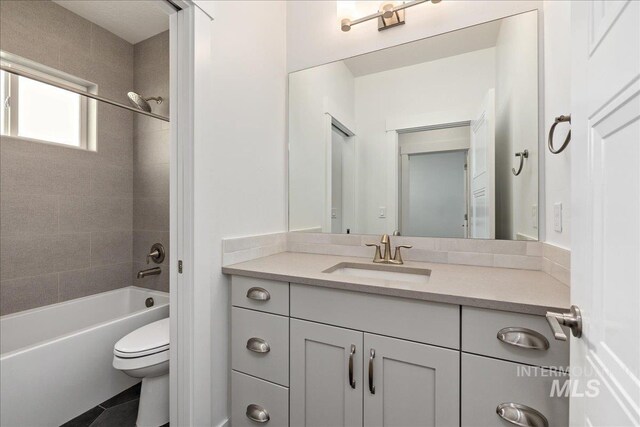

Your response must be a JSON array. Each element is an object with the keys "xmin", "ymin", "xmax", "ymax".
[
  {"xmin": 246, "ymin": 337, "xmax": 271, "ymax": 353},
  {"xmin": 496, "ymin": 402, "xmax": 548, "ymax": 427},
  {"xmin": 246, "ymin": 403, "xmax": 270, "ymax": 423},
  {"xmin": 497, "ymin": 327, "xmax": 550, "ymax": 351},
  {"xmin": 247, "ymin": 287, "xmax": 271, "ymax": 301},
  {"xmin": 348, "ymin": 344, "xmax": 356, "ymax": 389},
  {"xmin": 368, "ymin": 349, "xmax": 376, "ymax": 394}
]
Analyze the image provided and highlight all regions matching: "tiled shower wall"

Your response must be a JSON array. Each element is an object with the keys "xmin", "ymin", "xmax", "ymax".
[
  {"xmin": 132, "ymin": 31, "xmax": 170, "ymax": 292},
  {"xmin": 0, "ymin": 1, "xmax": 169, "ymax": 314}
]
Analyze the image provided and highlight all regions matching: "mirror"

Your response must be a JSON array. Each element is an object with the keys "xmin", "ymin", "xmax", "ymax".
[{"xmin": 288, "ymin": 11, "xmax": 539, "ymax": 241}]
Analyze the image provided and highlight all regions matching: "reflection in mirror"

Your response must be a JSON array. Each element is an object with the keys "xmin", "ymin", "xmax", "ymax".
[{"xmin": 289, "ymin": 11, "xmax": 539, "ymax": 241}]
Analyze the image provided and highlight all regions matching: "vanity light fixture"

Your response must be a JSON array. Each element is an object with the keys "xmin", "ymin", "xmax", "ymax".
[{"xmin": 340, "ymin": 0, "xmax": 440, "ymax": 33}]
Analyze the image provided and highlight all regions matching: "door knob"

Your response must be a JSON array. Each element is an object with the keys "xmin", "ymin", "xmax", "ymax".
[{"xmin": 545, "ymin": 305, "xmax": 582, "ymax": 341}]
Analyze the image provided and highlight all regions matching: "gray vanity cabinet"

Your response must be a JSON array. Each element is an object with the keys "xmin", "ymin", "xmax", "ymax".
[
  {"xmin": 230, "ymin": 276, "xmax": 569, "ymax": 427},
  {"xmin": 290, "ymin": 319, "xmax": 363, "ymax": 427},
  {"xmin": 289, "ymin": 319, "xmax": 459, "ymax": 427},
  {"xmin": 363, "ymin": 334, "xmax": 460, "ymax": 427}
]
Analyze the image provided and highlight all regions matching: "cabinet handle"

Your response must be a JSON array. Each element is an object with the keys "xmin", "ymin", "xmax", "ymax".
[
  {"xmin": 496, "ymin": 403, "xmax": 548, "ymax": 427},
  {"xmin": 246, "ymin": 404, "xmax": 270, "ymax": 423},
  {"xmin": 368, "ymin": 349, "xmax": 375, "ymax": 394},
  {"xmin": 246, "ymin": 337, "xmax": 270, "ymax": 353},
  {"xmin": 348, "ymin": 344, "xmax": 356, "ymax": 389},
  {"xmin": 497, "ymin": 327, "xmax": 550, "ymax": 350},
  {"xmin": 246, "ymin": 287, "xmax": 271, "ymax": 301}
]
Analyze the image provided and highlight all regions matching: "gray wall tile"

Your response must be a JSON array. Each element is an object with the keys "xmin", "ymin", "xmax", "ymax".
[
  {"xmin": 59, "ymin": 262, "xmax": 132, "ymax": 301},
  {"xmin": 91, "ymin": 231, "xmax": 133, "ymax": 267},
  {"xmin": 134, "ymin": 164, "xmax": 169, "ymax": 198},
  {"xmin": 91, "ymin": 165, "xmax": 133, "ymax": 196},
  {"xmin": 0, "ymin": 193, "xmax": 59, "ymax": 236},
  {"xmin": 1, "ymin": 233, "xmax": 90, "ymax": 280},
  {"xmin": 0, "ymin": 274, "xmax": 59, "ymax": 316},
  {"xmin": 133, "ymin": 197, "xmax": 169, "ymax": 231}
]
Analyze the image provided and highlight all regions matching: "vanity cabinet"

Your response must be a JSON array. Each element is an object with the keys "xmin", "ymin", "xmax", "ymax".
[
  {"xmin": 290, "ymin": 320, "xmax": 363, "ymax": 427},
  {"xmin": 229, "ymin": 275, "xmax": 568, "ymax": 427}
]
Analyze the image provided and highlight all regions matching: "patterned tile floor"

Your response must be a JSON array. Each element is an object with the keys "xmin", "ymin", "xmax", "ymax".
[{"xmin": 60, "ymin": 383, "xmax": 169, "ymax": 427}]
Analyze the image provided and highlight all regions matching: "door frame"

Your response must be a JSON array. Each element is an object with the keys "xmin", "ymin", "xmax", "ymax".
[
  {"xmin": 323, "ymin": 111, "xmax": 356, "ymax": 233},
  {"xmin": 165, "ymin": 1, "xmax": 198, "ymax": 425},
  {"xmin": 385, "ymin": 108, "xmax": 473, "ymax": 234}
]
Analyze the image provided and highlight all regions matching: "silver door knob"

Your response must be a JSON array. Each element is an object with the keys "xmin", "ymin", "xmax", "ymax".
[{"xmin": 545, "ymin": 305, "xmax": 582, "ymax": 341}]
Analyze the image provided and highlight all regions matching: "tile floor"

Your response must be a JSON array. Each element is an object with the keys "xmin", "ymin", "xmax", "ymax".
[{"xmin": 60, "ymin": 383, "xmax": 169, "ymax": 427}]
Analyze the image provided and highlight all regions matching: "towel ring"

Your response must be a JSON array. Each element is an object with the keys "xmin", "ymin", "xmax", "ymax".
[
  {"xmin": 548, "ymin": 114, "xmax": 571, "ymax": 154},
  {"xmin": 512, "ymin": 150, "xmax": 529, "ymax": 176}
]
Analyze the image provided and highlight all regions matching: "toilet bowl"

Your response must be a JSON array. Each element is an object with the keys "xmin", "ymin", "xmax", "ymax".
[{"xmin": 113, "ymin": 317, "xmax": 170, "ymax": 427}]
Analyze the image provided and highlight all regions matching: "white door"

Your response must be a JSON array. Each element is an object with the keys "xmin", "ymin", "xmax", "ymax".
[
  {"xmin": 570, "ymin": 1, "xmax": 639, "ymax": 426},
  {"xmin": 469, "ymin": 89, "xmax": 495, "ymax": 238}
]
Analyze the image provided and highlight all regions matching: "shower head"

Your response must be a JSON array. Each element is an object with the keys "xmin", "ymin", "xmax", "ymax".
[{"xmin": 127, "ymin": 92, "xmax": 163, "ymax": 113}]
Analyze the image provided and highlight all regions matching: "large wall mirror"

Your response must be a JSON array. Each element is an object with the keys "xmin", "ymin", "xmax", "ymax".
[{"xmin": 289, "ymin": 11, "xmax": 540, "ymax": 241}]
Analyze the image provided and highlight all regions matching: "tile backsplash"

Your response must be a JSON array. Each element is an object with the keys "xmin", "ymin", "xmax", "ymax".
[{"xmin": 222, "ymin": 232, "xmax": 573, "ymax": 278}]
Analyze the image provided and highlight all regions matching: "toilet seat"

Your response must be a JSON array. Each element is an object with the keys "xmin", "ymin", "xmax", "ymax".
[{"xmin": 114, "ymin": 318, "xmax": 169, "ymax": 359}]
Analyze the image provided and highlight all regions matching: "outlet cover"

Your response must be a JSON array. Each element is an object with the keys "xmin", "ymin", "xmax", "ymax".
[{"xmin": 554, "ymin": 203, "xmax": 563, "ymax": 232}]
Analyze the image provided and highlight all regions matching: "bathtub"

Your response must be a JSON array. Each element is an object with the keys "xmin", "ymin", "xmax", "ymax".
[{"xmin": 0, "ymin": 286, "xmax": 169, "ymax": 427}]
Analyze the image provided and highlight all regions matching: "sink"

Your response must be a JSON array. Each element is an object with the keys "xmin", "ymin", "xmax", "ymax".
[{"xmin": 323, "ymin": 262, "xmax": 431, "ymax": 284}]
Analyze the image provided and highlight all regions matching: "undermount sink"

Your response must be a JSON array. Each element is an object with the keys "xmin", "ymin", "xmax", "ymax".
[{"xmin": 323, "ymin": 262, "xmax": 431, "ymax": 284}]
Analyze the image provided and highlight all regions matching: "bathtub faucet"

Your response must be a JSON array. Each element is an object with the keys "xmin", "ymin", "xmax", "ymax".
[{"xmin": 137, "ymin": 267, "xmax": 161, "ymax": 279}]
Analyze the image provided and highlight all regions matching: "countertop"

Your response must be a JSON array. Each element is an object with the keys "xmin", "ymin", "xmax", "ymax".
[{"xmin": 222, "ymin": 252, "xmax": 570, "ymax": 315}]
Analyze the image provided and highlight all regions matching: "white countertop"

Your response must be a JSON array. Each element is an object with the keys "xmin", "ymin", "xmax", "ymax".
[{"xmin": 222, "ymin": 252, "xmax": 570, "ymax": 315}]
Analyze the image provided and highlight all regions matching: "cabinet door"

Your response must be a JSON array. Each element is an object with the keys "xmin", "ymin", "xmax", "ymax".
[
  {"xmin": 290, "ymin": 319, "xmax": 363, "ymax": 427},
  {"xmin": 364, "ymin": 333, "xmax": 460, "ymax": 427}
]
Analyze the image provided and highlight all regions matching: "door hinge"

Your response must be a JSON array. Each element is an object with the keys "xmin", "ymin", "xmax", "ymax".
[
  {"xmin": 178, "ymin": 260, "xmax": 183, "ymax": 274},
  {"xmin": 464, "ymin": 163, "xmax": 468, "ymax": 170}
]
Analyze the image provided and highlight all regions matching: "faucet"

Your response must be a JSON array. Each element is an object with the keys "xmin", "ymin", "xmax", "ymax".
[
  {"xmin": 137, "ymin": 267, "xmax": 161, "ymax": 279},
  {"xmin": 366, "ymin": 234, "xmax": 412, "ymax": 265}
]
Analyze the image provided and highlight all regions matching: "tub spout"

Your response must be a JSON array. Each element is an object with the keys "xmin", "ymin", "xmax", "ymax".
[{"xmin": 137, "ymin": 267, "xmax": 161, "ymax": 279}]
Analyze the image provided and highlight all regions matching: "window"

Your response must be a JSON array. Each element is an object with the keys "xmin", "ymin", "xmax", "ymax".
[{"xmin": 1, "ymin": 54, "xmax": 95, "ymax": 149}]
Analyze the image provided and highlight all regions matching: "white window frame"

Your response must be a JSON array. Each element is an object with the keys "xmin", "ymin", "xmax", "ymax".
[{"xmin": 0, "ymin": 51, "xmax": 97, "ymax": 150}]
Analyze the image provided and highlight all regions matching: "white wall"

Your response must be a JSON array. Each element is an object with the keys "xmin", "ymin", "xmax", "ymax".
[
  {"xmin": 192, "ymin": 1, "xmax": 287, "ymax": 425},
  {"xmin": 287, "ymin": 0, "xmax": 541, "ymax": 72},
  {"xmin": 355, "ymin": 48, "xmax": 496, "ymax": 234},
  {"xmin": 494, "ymin": 12, "xmax": 539, "ymax": 240},
  {"xmin": 289, "ymin": 61, "xmax": 355, "ymax": 232},
  {"xmin": 543, "ymin": 0, "xmax": 571, "ymax": 249}
]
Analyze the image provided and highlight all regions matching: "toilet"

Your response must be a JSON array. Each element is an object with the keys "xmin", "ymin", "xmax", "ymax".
[{"xmin": 113, "ymin": 318, "xmax": 170, "ymax": 427}]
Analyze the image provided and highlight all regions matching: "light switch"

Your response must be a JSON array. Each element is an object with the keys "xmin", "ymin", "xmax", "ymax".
[
  {"xmin": 554, "ymin": 203, "xmax": 563, "ymax": 232},
  {"xmin": 532, "ymin": 204, "xmax": 538, "ymax": 229},
  {"xmin": 378, "ymin": 206, "xmax": 387, "ymax": 218},
  {"xmin": 331, "ymin": 208, "xmax": 337, "ymax": 219}
]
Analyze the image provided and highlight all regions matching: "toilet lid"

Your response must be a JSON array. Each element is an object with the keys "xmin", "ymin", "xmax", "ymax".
[{"xmin": 114, "ymin": 317, "xmax": 169, "ymax": 358}]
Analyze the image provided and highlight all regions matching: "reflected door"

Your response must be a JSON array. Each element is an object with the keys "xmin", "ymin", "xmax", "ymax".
[
  {"xmin": 331, "ymin": 126, "xmax": 355, "ymax": 234},
  {"xmin": 401, "ymin": 151, "xmax": 467, "ymax": 238}
]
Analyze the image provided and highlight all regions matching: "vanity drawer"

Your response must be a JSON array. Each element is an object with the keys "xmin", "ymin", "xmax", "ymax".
[
  {"xmin": 290, "ymin": 283, "xmax": 459, "ymax": 349},
  {"xmin": 462, "ymin": 306, "xmax": 569, "ymax": 368},
  {"xmin": 231, "ymin": 276, "xmax": 289, "ymax": 316},
  {"xmin": 462, "ymin": 353, "xmax": 568, "ymax": 427},
  {"xmin": 232, "ymin": 370, "xmax": 289, "ymax": 427},
  {"xmin": 232, "ymin": 307, "xmax": 289, "ymax": 386}
]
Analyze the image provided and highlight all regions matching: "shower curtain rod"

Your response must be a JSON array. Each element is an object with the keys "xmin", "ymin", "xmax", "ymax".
[{"xmin": 0, "ymin": 65, "xmax": 170, "ymax": 122}]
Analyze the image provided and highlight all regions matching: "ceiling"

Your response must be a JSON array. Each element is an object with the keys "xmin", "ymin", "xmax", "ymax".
[
  {"xmin": 343, "ymin": 19, "xmax": 502, "ymax": 77},
  {"xmin": 53, "ymin": 1, "xmax": 170, "ymax": 45}
]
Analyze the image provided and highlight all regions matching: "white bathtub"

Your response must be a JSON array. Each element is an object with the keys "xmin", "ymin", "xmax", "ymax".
[{"xmin": 0, "ymin": 286, "xmax": 169, "ymax": 427}]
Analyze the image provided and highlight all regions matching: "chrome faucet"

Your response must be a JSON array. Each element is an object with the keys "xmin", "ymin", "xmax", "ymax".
[
  {"xmin": 137, "ymin": 267, "xmax": 161, "ymax": 279},
  {"xmin": 365, "ymin": 234, "xmax": 412, "ymax": 265}
]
